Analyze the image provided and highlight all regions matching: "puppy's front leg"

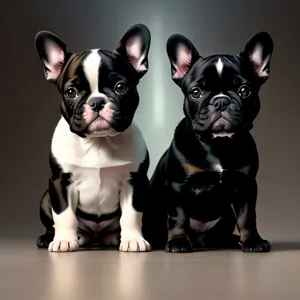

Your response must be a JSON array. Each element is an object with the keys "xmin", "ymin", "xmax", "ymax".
[
  {"xmin": 48, "ymin": 173, "xmax": 79, "ymax": 252},
  {"xmin": 119, "ymin": 181, "xmax": 151, "ymax": 252},
  {"xmin": 165, "ymin": 184, "xmax": 193, "ymax": 253},
  {"xmin": 233, "ymin": 176, "xmax": 271, "ymax": 252}
]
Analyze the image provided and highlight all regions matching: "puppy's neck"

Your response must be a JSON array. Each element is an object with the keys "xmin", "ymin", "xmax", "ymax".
[{"xmin": 194, "ymin": 130, "xmax": 252, "ymax": 150}]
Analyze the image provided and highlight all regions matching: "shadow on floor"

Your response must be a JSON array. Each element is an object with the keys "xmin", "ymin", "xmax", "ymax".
[
  {"xmin": 151, "ymin": 242, "xmax": 300, "ymax": 252},
  {"xmin": 269, "ymin": 242, "xmax": 300, "ymax": 251},
  {"xmin": 33, "ymin": 241, "xmax": 300, "ymax": 252}
]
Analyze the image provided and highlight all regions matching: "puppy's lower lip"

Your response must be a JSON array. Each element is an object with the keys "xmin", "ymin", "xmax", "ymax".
[
  {"xmin": 87, "ymin": 116, "xmax": 112, "ymax": 133},
  {"xmin": 92, "ymin": 115, "xmax": 111, "ymax": 125},
  {"xmin": 211, "ymin": 117, "xmax": 233, "ymax": 131}
]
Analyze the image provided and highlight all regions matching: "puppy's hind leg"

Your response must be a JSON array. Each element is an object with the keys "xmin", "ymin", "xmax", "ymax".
[{"xmin": 36, "ymin": 190, "xmax": 55, "ymax": 249}]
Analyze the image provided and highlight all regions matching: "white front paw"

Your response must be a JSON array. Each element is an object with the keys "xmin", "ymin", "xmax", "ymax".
[
  {"xmin": 119, "ymin": 236, "xmax": 151, "ymax": 252},
  {"xmin": 48, "ymin": 231, "xmax": 79, "ymax": 252},
  {"xmin": 48, "ymin": 240, "xmax": 79, "ymax": 252}
]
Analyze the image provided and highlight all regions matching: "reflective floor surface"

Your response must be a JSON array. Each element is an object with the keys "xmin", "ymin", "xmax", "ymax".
[{"xmin": 1, "ymin": 240, "xmax": 300, "ymax": 300}]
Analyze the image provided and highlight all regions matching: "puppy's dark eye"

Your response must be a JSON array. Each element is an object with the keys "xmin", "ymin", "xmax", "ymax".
[
  {"xmin": 190, "ymin": 87, "xmax": 201, "ymax": 100},
  {"xmin": 115, "ymin": 82, "xmax": 128, "ymax": 94},
  {"xmin": 65, "ymin": 87, "xmax": 78, "ymax": 99},
  {"xmin": 238, "ymin": 86, "xmax": 251, "ymax": 98}
]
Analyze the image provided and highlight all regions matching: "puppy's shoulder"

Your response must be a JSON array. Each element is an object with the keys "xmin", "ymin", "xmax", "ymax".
[{"xmin": 119, "ymin": 120, "xmax": 148, "ymax": 165}]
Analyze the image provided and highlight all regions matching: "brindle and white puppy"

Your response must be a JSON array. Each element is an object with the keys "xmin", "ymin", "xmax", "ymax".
[{"xmin": 35, "ymin": 24, "xmax": 152, "ymax": 252}]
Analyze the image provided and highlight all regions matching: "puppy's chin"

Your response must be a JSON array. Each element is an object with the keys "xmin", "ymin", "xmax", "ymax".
[
  {"xmin": 209, "ymin": 117, "xmax": 235, "ymax": 138},
  {"xmin": 85, "ymin": 129, "xmax": 119, "ymax": 138},
  {"xmin": 211, "ymin": 117, "xmax": 232, "ymax": 132},
  {"xmin": 85, "ymin": 117, "xmax": 119, "ymax": 138}
]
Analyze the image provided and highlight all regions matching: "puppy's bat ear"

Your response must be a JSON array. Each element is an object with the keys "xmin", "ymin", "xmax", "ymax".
[
  {"xmin": 114, "ymin": 24, "xmax": 151, "ymax": 79},
  {"xmin": 238, "ymin": 32, "xmax": 273, "ymax": 83},
  {"xmin": 34, "ymin": 31, "xmax": 71, "ymax": 83},
  {"xmin": 166, "ymin": 34, "xmax": 201, "ymax": 85}
]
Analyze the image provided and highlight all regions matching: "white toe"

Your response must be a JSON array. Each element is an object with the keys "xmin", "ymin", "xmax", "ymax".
[
  {"xmin": 48, "ymin": 240, "xmax": 79, "ymax": 252},
  {"xmin": 119, "ymin": 239, "xmax": 151, "ymax": 252}
]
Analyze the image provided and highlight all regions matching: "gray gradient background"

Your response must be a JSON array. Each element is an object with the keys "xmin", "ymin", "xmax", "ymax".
[{"xmin": 1, "ymin": 0, "xmax": 299, "ymax": 243}]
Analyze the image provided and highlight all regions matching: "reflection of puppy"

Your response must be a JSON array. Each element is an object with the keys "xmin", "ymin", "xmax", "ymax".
[
  {"xmin": 35, "ymin": 24, "xmax": 152, "ymax": 252},
  {"xmin": 143, "ymin": 32, "xmax": 273, "ymax": 253}
]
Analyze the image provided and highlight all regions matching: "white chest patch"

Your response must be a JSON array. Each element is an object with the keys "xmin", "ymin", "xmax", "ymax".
[
  {"xmin": 70, "ymin": 165, "xmax": 128, "ymax": 215},
  {"xmin": 213, "ymin": 163, "xmax": 223, "ymax": 173},
  {"xmin": 51, "ymin": 117, "xmax": 147, "ymax": 216},
  {"xmin": 211, "ymin": 161, "xmax": 223, "ymax": 183},
  {"xmin": 212, "ymin": 132, "xmax": 234, "ymax": 138}
]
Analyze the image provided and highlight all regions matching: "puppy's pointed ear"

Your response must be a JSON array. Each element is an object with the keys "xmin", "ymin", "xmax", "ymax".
[
  {"xmin": 114, "ymin": 24, "xmax": 151, "ymax": 79},
  {"xmin": 238, "ymin": 32, "xmax": 273, "ymax": 82},
  {"xmin": 166, "ymin": 34, "xmax": 201, "ymax": 84},
  {"xmin": 34, "ymin": 31, "xmax": 71, "ymax": 83}
]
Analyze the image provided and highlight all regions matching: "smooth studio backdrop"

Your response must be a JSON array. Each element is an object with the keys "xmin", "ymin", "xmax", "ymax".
[{"xmin": 1, "ymin": 0, "xmax": 299, "ymax": 243}]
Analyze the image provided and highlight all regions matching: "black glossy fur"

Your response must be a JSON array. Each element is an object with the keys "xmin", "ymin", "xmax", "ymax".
[{"xmin": 142, "ymin": 32, "xmax": 273, "ymax": 253}]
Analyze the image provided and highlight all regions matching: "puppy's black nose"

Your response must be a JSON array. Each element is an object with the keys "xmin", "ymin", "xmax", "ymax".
[
  {"xmin": 212, "ymin": 95, "xmax": 231, "ymax": 111},
  {"xmin": 88, "ymin": 97, "xmax": 106, "ymax": 112}
]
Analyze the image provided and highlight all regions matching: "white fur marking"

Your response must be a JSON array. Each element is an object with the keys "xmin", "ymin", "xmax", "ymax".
[
  {"xmin": 212, "ymin": 132, "xmax": 234, "ymax": 138},
  {"xmin": 215, "ymin": 57, "xmax": 224, "ymax": 76},
  {"xmin": 215, "ymin": 92, "xmax": 227, "ymax": 97},
  {"xmin": 213, "ymin": 163, "xmax": 223, "ymax": 183},
  {"xmin": 194, "ymin": 187, "xmax": 202, "ymax": 195},
  {"xmin": 52, "ymin": 117, "xmax": 146, "ymax": 170},
  {"xmin": 119, "ymin": 182, "xmax": 151, "ymax": 252},
  {"xmin": 83, "ymin": 50, "xmax": 101, "ymax": 93},
  {"xmin": 49, "ymin": 186, "xmax": 79, "ymax": 252},
  {"xmin": 213, "ymin": 163, "xmax": 223, "ymax": 173},
  {"xmin": 50, "ymin": 117, "xmax": 148, "ymax": 251}
]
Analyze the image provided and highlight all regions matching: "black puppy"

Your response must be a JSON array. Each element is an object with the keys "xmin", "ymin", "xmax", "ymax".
[{"xmin": 142, "ymin": 32, "xmax": 273, "ymax": 253}]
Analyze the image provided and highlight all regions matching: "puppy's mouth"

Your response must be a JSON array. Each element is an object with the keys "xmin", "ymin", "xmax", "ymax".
[
  {"xmin": 87, "ymin": 116, "xmax": 111, "ymax": 132},
  {"xmin": 83, "ymin": 103, "xmax": 115, "ymax": 135},
  {"xmin": 195, "ymin": 96, "xmax": 250, "ymax": 137},
  {"xmin": 211, "ymin": 114, "xmax": 232, "ymax": 131},
  {"xmin": 210, "ymin": 116, "xmax": 235, "ymax": 138}
]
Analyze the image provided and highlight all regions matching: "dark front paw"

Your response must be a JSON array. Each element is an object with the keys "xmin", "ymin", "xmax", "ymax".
[
  {"xmin": 36, "ymin": 233, "xmax": 54, "ymax": 249},
  {"xmin": 242, "ymin": 238, "xmax": 271, "ymax": 252},
  {"xmin": 165, "ymin": 236, "xmax": 194, "ymax": 253}
]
